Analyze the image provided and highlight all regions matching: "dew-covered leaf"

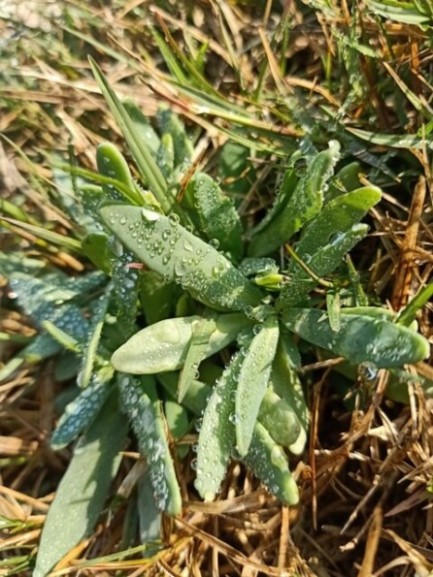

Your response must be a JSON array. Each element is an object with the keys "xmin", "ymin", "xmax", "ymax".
[
  {"xmin": 183, "ymin": 172, "xmax": 243, "ymax": 261},
  {"xmin": 112, "ymin": 313, "xmax": 250, "ymax": 374},
  {"xmin": 250, "ymin": 164, "xmax": 298, "ymax": 236},
  {"xmin": 33, "ymin": 391, "xmax": 127, "ymax": 577},
  {"xmin": 119, "ymin": 375, "xmax": 182, "ymax": 515},
  {"xmin": 242, "ymin": 422, "xmax": 299, "ymax": 506},
  {"xmin": 195, "ymin": 353, "xmax": 243, "ymax": 501},
  {"xmin": 326, "ymin": 161, "xmax": 362, "ymax": 201},
  {"xmin": 294, "ymin": 186, "xmax": 381, "ymax": 260},
  {"xmin": 235, "ymin": 316, "xmax": 280, "ymax": 457},
  {"xmin": 282, "ymin": 308, "xmax": 430, "ymax": 368},
  {"xmin": 248, "ymin": 142, "xmax": 340, "ymax": 257},
  {"xmin": 100, "ymin": 204, "xmax": 262, "ymax": 311},
  {"xmin": 51, "ymin": 366, "xmax": 114, "ymax": 450},
  {"xmin": 277, "ymin": 224, "xmax": 369, "ymax": 309}
]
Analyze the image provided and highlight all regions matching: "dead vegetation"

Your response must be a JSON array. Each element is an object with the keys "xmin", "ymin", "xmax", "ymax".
[{"xmin": 1, "ymin": 1, "xmax": 433, "ymax": 575}]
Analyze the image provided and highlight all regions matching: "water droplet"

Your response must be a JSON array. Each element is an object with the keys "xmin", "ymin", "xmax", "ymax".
[
  {"xmin": 190, "ymin": 458, "xmax": 198, "ymax": 471},
  {"xmin": 209, "ymin": 238, "xmax": 220, "ymax": 249},
  {"xmin": 142, "ymin": 208, "xmax": 161, "ymax": 222}
]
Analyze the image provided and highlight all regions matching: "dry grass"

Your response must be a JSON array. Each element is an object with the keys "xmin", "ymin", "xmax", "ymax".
[{"xmin": 1, "ymin": 1, "xmax": 433, "ymax": 575}]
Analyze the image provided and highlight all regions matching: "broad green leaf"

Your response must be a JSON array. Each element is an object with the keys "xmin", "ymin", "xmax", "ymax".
[
  {"xmin": 277, "ymin": 224, "xmax": 369, "ymax": 309},
  {"xmin": 282, "ymin": 308, "xmax": 430, "ymax": 368},
  {"xmin": 183, "ymin": 172, "xmax": 243, "ymax": 261},
  {"xmin": 235, "ymin": 316, "xmax": 280, "ymax": 456},
  {"xmin": 242, "ymin": 422, "xmax": 299, "ymax": 506},
  {"xmin": 81, "ymin": 233, "xmax": 112, "ymax": 274},
  {"xmin": 177, "ymin": 318, "xmax": 216, "ymax": 402},
  {"xmin": 218, "ymin": 141, "xmax": 256, "ymax": 196},
  {"xmin": 33, "ymin": 391, "xmax": 127, "ymax": 577},
  {"xmin": 250, "ymin": 165, "xmax": 298, "ymax": 236},
  {"xmin": 119, "ymin": 375, "xmax": 182, "ymax": 515},
  {"xmin": 195, "ymin": 353, "xmax": 243, "ymax": 501},
  {"xmin": 248, "ymin": 142, "xmax": 340, "ymax": 257},
  {"xmin": 271, "ymin": 337, "xmax": 309, "ymax": 455},
  {"xmin": 51, "ymin": 366, "xmax": 113, "ymax": 449},
  {"xmin": 258, "ymin": 388, "xmax": 301, "ymax": 448},
  {"xmin": 99, "ymin": 204, "xmax": 262, "ymax": 311},
  {"xmin": 112, "ymin": 313, "xmax": 250, "ymax": 374}
]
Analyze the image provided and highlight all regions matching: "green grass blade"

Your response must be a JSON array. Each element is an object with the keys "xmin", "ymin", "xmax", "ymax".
[
  {"xmin": 396, "ymin": 283, "xmax": 433, "ymax": 326},
  {"xmin": 88, "ymin": 58, "xmax": 171, "ymax": 213}
]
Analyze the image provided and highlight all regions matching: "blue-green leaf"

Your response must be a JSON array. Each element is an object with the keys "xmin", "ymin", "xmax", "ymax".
[
  {"xmin": 33, "ymin": 392, "xmax": 127, "ymax": 577},
  {"xmin": 282, "ymin": 308, "xmax": 430, "ymax": 368}
]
